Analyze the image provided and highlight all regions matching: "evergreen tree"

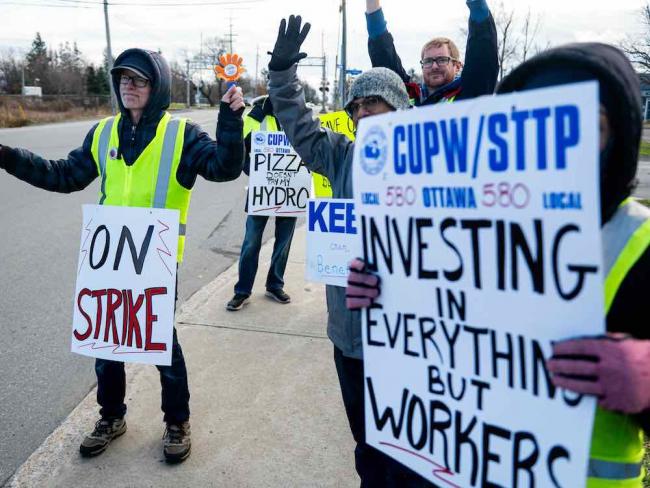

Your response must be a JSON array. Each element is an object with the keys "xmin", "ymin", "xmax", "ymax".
[{"xmin": 25, "ymin": 32, "xmax": 50, "ymax": 89}]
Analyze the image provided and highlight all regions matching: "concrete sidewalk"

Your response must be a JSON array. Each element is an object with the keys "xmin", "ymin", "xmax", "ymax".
[{"xmin": 8, "ymin": 226, "xmax": 357, "ymax": 488}]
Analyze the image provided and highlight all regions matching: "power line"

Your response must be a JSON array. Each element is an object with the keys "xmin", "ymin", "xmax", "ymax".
[
  {"xmin": 0, "ymin": 1, "xmax": 92, "ymax": 8},
  {"xmin": 0, "ymin": 0, "xmax": 260, "ymax": 6}
]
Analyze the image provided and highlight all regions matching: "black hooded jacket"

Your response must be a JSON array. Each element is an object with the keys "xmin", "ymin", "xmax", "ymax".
[
  {"xmin": 0, "ymin": 48, "xmax": 243, "ymax": 192},
  {"xmin": 243, "ymin": 96, "xmax": 279, "ymax": 176},
  {"xmin": 499, "ymin": 43, "xmax": 650, "ymax": 431}
]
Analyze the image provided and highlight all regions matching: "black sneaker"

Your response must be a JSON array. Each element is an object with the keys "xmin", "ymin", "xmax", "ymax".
[
  {"xmin": 79, "ymin": 417, "xmax": 127, "ymax": 457},
  {"xmin": 163, "ymin": 421, "xmax": 191, "ymax": 463},
  {"xmin": 265, "ymin": 288, "xmax": 291, "ymax": 304},
  {"xmin": 226, "ymin": 293, "xmax": 249, "ymax": 311}
]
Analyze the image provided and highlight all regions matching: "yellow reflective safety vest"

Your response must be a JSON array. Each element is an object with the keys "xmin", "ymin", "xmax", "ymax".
[
  {"xmin": 90, "ymin": 112, "xmax": 191, "ymax": 263},
  {"xmin": 243, "ymin": 113, "xmax": 278, "ymax": 138},
  {"xmin": 588, "ymin": 199, "xmax": 650, "ymax": 487},
  {"xmin": 313, "ymin": 111, "xmax": 355, "ymax": 198}
]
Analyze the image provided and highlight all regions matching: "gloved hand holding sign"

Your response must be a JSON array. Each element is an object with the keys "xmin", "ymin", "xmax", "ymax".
[
  {"xmin": 268, "ymin": 15, "xmax": 311, "ymax": 71},
  {"xmin": 346, "ymin": 258, "xmax": 380, "ymax": 310},
  {"xmin": 548, "ymin": 334, "xmax": 650, "ymax": 414}
]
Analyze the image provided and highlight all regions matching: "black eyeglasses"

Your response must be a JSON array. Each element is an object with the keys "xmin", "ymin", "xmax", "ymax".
[
  {"xmin": 345, "ymin": 95, "xmax": 383, "ymax": 118},
  {"xmin": 420, "ymin": 56, "xmax": 457, "ymax": 68},
  {"xmin": 119, "ymin": 74, "xmax": 149, "ymax": 88}
]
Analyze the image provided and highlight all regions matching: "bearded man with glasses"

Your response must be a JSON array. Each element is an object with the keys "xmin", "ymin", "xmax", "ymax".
[{"xmin": 366, "ymin": 0, "xmax": 498, "ymax": 106}]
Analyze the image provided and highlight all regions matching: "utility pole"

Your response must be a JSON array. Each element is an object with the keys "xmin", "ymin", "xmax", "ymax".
[
  {"xmin": 338, "ymin": 0, "xmax": 347, "ymax": 109},
  {"xmin": 320, "ymin": 33, "xmax": 328, "ymax": 113},
  {"xmin": 254, "ymin": 44, "xmax": 259, "ymax": 96},
  {"xmin": 224, "ymin": 14, "xmax": 238, "ymax": 53},
  {"xmin": 186, "ymin": 59, "xmax": 191, "ymax": 108},
  {"xmin": 103, "ymin": 0, "xmax": 117, "ymax": 114}
]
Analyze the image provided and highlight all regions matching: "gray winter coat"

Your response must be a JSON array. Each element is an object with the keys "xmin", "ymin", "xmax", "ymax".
[{"xmin": 268, "ymin": 65, "xmax": 363, "ymax": 359}]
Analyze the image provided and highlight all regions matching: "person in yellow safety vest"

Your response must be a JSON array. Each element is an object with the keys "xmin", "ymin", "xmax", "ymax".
[
  {"xmin": 499, "ymin": 43, "xmax": 650, "ymax": 488},
  {"xmin": 347, "ymin": 42, "xmax": 650, "ymax": 487},
  {"xmin": 226, "ymin": 95, "xmax": 297, "ymax": 311},
  {"xmin": 0, "ymin": 48, "xmax": 245, "ymax": 463}
]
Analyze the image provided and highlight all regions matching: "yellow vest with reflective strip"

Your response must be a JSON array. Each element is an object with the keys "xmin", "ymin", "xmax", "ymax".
[
  {"xmin": 243, "ymin": 113, "xmax": 278, "ymax": 138},
  {"xmin": 587, "ymin": 199, "xmax": 650, "ymax": 487},
  {"xmin": 90, "ymin": 112, "xmax": 191, "ymax": 262}
]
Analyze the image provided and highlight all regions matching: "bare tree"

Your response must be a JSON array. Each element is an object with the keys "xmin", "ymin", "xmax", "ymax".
[
  {"xmin": 193, "ymin": 36, "xmax": 228, "ymax": 106},
  {"xmin": 621, "ymin": 3, "xmax": 650, "ymax": 72},
  {"xmin": 485, "ymin": 2, "xmax": 545, "ymax": 80},
  {"xmin": 494, "ymin": 2, "xmax": 517, "ymax": 80},
  {"xmin": 520, "ymin": 8, "xmax": 542, "ymax": 63},
  {"xmin": 0, "ymin": 49, "xmax": 25, "ymax": 94}
]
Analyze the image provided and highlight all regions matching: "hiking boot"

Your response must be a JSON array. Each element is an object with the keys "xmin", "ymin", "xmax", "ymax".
[
  {"xmin": 79, "ymin": 417, "xmax": 127, "ymax": 457},
  {"xmin": 226, "ymin": 293, "xmax": 249, "ymax": 311},
  {"xmin": 265, "ymin": 288, "xmax": 291, "ymax": 304},
  {"xmin": 163, "ymin": 421, "xmax": 191, "ymax": 463}
]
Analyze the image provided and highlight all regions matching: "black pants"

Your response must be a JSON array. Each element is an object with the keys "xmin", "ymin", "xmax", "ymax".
[
  {"xmin": 334, "ymin": 346, "xmax": 433, "ymax": 488},
  {"xmin": 95, "ymin": 328, "xmax": 190, "ymax": 424}
]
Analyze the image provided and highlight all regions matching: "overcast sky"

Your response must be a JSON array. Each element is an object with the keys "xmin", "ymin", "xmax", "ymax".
[{"xmin": 0, "ymin": 0, "xmax": 645, "ymax": 88}]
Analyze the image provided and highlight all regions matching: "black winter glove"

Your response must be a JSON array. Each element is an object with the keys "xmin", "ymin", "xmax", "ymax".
[
  {"xmin": 0, "ymin": 144, "xmax": 8, "ymax": 168},
  {"xmin": 268, "ymin": 15, "xmax": 311, "ymax": 71}
]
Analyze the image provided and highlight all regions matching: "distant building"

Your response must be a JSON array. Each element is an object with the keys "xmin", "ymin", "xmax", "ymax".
[{"xmin": 22, "ymin": 86, "xmax": 42, "ymax": 97}]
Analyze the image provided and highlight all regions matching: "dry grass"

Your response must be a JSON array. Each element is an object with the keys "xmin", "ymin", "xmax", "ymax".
[
  {"xmin": 0, "ymin": 97, "xmax": 112, "ymax": 128},
  {"xmin": 0, "ymin": 105, "xmax": 111, "ymax": 128}
]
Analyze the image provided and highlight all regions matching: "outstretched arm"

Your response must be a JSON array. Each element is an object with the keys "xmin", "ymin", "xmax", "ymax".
[{"xmin": 0, "ymin": 130, "xmax": 98, "ymax": 193}]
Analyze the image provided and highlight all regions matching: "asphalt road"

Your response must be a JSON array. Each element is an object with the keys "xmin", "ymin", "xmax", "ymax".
[{"xmin": 0, "ymin": 109, "xmax": 256, "ymax": 485}]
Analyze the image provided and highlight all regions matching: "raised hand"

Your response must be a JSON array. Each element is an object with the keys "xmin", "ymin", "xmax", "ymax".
[{"xmin": 268, "ymin": 15, "xmax": 311, "ymax": 71}]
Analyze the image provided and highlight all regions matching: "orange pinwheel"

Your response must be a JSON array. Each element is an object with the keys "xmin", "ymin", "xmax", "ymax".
[{"xmin": 214, "ymin": 53, "xmax": 246, "ymax": 82}]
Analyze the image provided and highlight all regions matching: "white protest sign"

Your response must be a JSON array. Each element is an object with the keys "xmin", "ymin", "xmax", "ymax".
[
  {"xmin": 353, "ymin": 82, "xmax": 603, "ymax": 487},
  {"xmin": 71, "ymin": 204, "xmax": 179, "ymax": 366},
  {"xmin": 248, "ymin": 130, "xmax": 312, "ymax": 216},
  {"xmin": 305, "ymin": 198, "xmax": 361, "ymax": 287}
]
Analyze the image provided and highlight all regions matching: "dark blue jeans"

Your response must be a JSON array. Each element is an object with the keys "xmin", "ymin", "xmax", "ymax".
[
  {"xmin": 333, "ymin": 346, "xmax": 433, "ymax": 488},
  {"xmin": 95, "ymin": 328, "xmax": 190, "ymax": 424},
  {"xmin": 234, "ymin": 215, "xmax": 297, "ymax": 296}
]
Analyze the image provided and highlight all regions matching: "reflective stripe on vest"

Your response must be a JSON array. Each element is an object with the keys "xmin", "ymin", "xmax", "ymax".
[
  {"xmin": 588, "ymin": 459, "xmax": 642, "ymax": 480},
  {"xmin": 244, "ymin": 114, "xmax": 278, "ymax": 139},
  {"xmin": 586, "ymin": 199, "xmax": 650, "ymax": 487},
  {"xmin": 97, "ymin": 118, "xmax": 114, "ymax": 205},
  {"xmin": 153, "ymin": 118, "xmax": 180, "ymax": 209}
]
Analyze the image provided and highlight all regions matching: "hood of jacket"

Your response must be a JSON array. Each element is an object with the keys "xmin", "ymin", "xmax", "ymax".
[
  {"xmin": 111, "ymin": 48, "xmax": 171, "ymax": 123},
  {"xmin": 497, "ymin": 42, "xmax": 641, "ymax": 224}
]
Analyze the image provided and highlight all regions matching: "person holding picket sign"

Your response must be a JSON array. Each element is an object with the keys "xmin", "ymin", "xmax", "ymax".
[
  {"xmin": 365, "ymin": 0, "xmax": 498, "ymax": 106},
  {"xmin": 226, "ymin": 94, "xmax": 297, "ymax": 311},
  {"xmin": 347, "ymin": 42, "xmax": 650, "ymax": 487},
  {"xmin": 267, "ymin": 14, "xmax": 434, "ymax": 487},
  {"xmin": 0, "ymin": 48, "xmax": 245, "ymax": 463}
]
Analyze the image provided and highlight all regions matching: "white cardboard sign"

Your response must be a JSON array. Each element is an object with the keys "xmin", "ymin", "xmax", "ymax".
[
  {"xmin": 353, "ymin": 82, "xmax": 603, "ymax": 487},
  {"xmin": 71, "ymin": 204, "xmax": 179, "ymax": 366},
  {"xmin": 305, "ymin": 198, "xmax": 361, "ymax": 287},
  {"xmin": 248, "ymin": 130, "xmax": 312, "ymax": 216}
]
